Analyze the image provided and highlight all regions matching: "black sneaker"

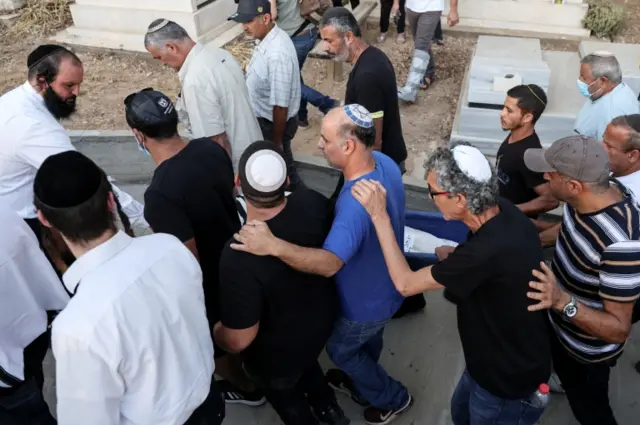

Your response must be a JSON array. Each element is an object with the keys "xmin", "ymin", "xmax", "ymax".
[
  {"xmin": 363, "ymin": 393, "xmax": 413, "ymax": 425},
  {"xmin": 217, "ymin": 380, "xmax": 266, "ymax": 406},
  {"xmin": 313, "ymin": 403, "xmax": 351, "ymax": 425},
  {"xmin": 298, "ymin": 118, "xmax": 310, "ymax": 128},
  {"xmin": 326, "ymin": 369, "xmax": 369, "ymax": 407}
]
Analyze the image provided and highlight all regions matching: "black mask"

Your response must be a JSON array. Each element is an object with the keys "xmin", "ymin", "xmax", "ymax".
[{"xmin": 43, "ymin": 85, "xmax": 77, "ymax": 119}]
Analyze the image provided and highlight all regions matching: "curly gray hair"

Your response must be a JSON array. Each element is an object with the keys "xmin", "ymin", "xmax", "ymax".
[{"xmin": 424, "ymin": 141, "xmax": 499, "ymax": 215}]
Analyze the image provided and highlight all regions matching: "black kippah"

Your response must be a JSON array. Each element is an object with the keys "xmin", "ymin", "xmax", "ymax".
[
  {"xmin": 27, "ymin": 44, "xmax": 64, "ymax": 69},
  {"xmin": 34, "ymin": 151, "xmax": 104, "ymax": 209}
]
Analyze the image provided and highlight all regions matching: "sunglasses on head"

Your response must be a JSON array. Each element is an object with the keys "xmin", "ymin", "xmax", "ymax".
[{"xmin": 124, "ymin": 87, "xmax": 154, "ymax": 110}]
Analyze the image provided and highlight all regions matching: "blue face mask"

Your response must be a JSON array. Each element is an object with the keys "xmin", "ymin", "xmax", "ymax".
[
  {"xmin": 135, "ymin": 137, "xmax": 151, "ymax": 156},
  {"xmin": 577, "ymin": 79, "xmax": 595, "ymax": 98}
]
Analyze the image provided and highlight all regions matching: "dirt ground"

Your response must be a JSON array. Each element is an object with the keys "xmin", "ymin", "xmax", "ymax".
[{"xmin": 1, "ymin": 0, "xmax": 640, "ymax": 173}]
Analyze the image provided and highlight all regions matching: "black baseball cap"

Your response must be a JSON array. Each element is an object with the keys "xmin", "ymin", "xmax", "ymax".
[
  {"xmin": 123, "ymin": 88, "xmax": 177, "ymax": 128},
  {"xmin": 228, "ymin": 0, "xmax": 271, "ymax": 23}
]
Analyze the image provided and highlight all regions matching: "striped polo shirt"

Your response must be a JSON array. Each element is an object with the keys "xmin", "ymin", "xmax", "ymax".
[{"xmin": 550, "ymin": 181, "xmax": 640, "ymax": 363}]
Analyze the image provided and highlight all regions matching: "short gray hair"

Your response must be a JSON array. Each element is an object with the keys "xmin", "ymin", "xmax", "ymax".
[
  {"xmin": 610, "ymin": 114, "xmax": 640, "ymax": 151},
  {"xmin": 319, "ymin": 7, "xmax": 361, "ymax": 37},
  {"xmin": 581, "ymin": 53, "xmax": 622, "ymax": 84},
  {"xmin": 144, "ymin": 19, "xmax": 191, "ymax": 48},
  {"xmin": 424, "ymin": 142, "xmax": 499, "ymax": 215}
]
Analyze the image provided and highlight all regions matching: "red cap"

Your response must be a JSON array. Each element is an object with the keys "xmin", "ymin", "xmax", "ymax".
[{"xmin": 539, "ymin": 383, "xmax": 550, "ymax": 394}]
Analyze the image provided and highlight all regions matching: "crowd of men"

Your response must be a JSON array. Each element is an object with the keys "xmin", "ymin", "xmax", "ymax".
[{"xmin": 1, "ymin": 2, "xmax": 640, "ymax": 425}]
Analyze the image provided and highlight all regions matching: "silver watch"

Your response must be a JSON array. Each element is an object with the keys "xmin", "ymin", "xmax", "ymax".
[{"xmin": 562, "ymin": 297, "xmax": 578, "ymax": 318}]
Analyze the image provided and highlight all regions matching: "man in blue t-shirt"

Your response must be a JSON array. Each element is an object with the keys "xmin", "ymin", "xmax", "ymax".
[{"xmin": 231, "ymin": 105, "xmax": 412, "ymax": 425}]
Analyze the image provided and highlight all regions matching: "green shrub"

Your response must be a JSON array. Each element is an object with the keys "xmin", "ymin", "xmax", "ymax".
[{"xmin": 582, "ymin": 0, "xmax": 627, "ymax": 40}]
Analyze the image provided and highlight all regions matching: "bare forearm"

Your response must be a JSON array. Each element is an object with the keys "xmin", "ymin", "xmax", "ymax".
[
  {"xmin": 540, "ymin": 223, "xmax": 561, "ymax": 247},
  {"xmin": 371, "ymin": 214, "xmax": 442, "ymax": 296},
  {"xmin": 450, "ymin": 0, "xmax": 458, "ymax": 10},
  {"xmin": 554, "ymin": 293, "xmax": 631, "ymax": 343},
  {"xmin": 211, "ymin": 132, "xmax": 232, "ymax": 159},
  {"xmin": 273, "ymin": 239, "xmax": 341, "ymax": 277},
  {"xmin": 272, "ymin": 106, "xmax": 288, "ymax": 145},
  {"xmin": 517, "ymin": 196, "xmax": 559, "ymax": 216},
  {"xmin": 373, "ymin": 118, "xmax": 383, "ymax": 151}
]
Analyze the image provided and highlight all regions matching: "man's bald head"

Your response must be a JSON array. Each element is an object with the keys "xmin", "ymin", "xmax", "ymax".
[{"xmin": 318, "ymin": 105, "xmax": 376, "ymax": 170}]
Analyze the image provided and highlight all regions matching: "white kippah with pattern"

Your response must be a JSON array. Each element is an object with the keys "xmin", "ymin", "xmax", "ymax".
[
  {"xmin": 245, "ymin": 149, "xmax": 287, "ymax": 193},
  {"xmin": 344, "ymin": 104, "xmax": 374, "ymax": 128},
  {"xmin": 147, "ymin": 19, "xmax": 170, "ymax": 33},
  {"xmin": 451, "ymin": 145, "xmax": 492, "ymax": 183}
]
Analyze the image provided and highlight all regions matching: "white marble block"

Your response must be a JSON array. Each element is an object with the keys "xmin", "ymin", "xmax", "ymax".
[
  {"xmin": 579, "ymin": 40, "xmax": 640, "ymax": 97},
  {"xmin": 0, "ymin": 0, "xmax": 24, "ymax": 10},
  {"xmin": 452, "ymin": 49, "xmax": 585, "ymax": 156},
  {"xmin": 467, "ymin": 36, "xmax": 551, "ymax": 106}
]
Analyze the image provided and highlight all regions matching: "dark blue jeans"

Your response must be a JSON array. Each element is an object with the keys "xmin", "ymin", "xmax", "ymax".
[
  {"xmin": 291, "ymin": 27, "xmax": 337, "ymax": 122},
  {"xmin": 451, "ymin": 370, "xmax": 545, "ymax": 425},
  {"xmin": 326, "ymin": 316, "xmax": 408, "ymax": 410}
]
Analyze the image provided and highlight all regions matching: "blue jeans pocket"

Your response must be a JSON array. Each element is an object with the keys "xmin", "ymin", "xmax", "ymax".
[{"xmin": 519, "ymin": 399, "xmax": 545, "ymax": 425}]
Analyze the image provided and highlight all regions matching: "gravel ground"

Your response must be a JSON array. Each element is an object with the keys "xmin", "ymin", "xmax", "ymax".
[{"xmin": 2, "ymin": 0, "xmax": 640, "ymax": 173}]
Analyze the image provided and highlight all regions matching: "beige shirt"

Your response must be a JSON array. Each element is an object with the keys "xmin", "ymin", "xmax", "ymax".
[{"xmin": 177, "ymin": 43, "xmax": 262, "ymax": 172}]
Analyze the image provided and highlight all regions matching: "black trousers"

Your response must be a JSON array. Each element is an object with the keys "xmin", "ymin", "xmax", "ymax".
[
  {"xmin": 0, "ymin": 378, "xmax": 56, "ymax": 425},
  {"xmin": 550, "ymin": 332, "xmax": 618, "ymax": 425},
  {"xmin": 380, "ymin": 0, "xmax": 405, "ymax": 33},
  {"xmin": 252, "ymin": 362, "xmax": 337, "ymax": 425},
  {"xmin": 184, "ymin": 379, "xmax": 225, "ymax": 425},
  {"xmin": 257, "ymin": 117, "xmax": 303, "ymax": 191}
]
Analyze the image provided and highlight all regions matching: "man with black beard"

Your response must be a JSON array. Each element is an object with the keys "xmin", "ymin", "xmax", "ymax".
[
  {"xmin": 0, "ymin": 44, "xmax": 148, "ymax": 244},
  {"xmin": 0, "ymin": 44, "xmax": 148, "ymax": 397}
]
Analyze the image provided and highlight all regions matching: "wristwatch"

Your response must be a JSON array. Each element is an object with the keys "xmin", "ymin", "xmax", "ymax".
[{"xmin": 562, "ymin": 297, "xmax": 578, "ymax": 318}]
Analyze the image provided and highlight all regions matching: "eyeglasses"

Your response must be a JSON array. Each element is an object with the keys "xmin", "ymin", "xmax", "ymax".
[
  {"xmin": 124, "ymin": 87, "xmax": 154, "ymax": 110},
  {"xmin": 427, "ymin": 184, "xmax": 450, "ymax": 199}
]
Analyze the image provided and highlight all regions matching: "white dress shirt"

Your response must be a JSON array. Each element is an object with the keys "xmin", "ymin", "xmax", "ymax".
[
  {"xmin": 52, "ymin": 232, "xmax": 214, "ymax": 425},
  {"xmin": 0, "ymin": 82, "xmax": 148, "ymax": 227},
  {"xmin": 0, "ymin": 206, "xmax": 69, "ymax": 388}
]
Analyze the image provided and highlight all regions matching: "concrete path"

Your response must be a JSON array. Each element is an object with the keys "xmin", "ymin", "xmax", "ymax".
[{"xmin": 41, "ymin": 156, "xmax": 640, "ymax": 424}]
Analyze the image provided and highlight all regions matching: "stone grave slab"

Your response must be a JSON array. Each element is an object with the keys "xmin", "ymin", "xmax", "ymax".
[
  {"xmin": 452, "ymin": 50, "xmax": 584, "ymax": 157},
  {"xmin": 579, "ymin": 40, "xmax": 640, "ymax": 96},
  {"xmin": 467, "ymin": 36, "xmax": 551, "ymax": 106}
]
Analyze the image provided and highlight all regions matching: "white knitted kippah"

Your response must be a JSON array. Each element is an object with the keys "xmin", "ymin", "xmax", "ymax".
[
  {"xmin": 245, "ymin": 149, "xmax": 287, "ymax": 193},
  {"xmin": 451, "ymin": 145, "xmax": 492, "ymax": 182}
]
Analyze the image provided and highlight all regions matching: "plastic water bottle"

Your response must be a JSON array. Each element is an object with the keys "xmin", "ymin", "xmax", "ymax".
[{"xmin": 529, "ymin": 383, "xmax": 550, "ymax": 408}]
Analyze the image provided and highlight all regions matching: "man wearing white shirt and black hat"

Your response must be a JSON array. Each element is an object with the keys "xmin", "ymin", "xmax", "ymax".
[
  {"xmin": 33, "ymin": 150, "xmax": 224, "ymax": 425},
  {"xmin": 0, "ymin": 206, "xmax": 69, "ymax": 425},
  {"xmin": 0, "ymin": 44, "xmax": 148, "ymax": 246}
]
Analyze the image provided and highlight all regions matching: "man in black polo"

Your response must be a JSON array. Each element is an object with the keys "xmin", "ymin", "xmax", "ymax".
[
  {"xmin": 214, "ymin": 141, "xmax": 347, "ymax": 425},
  {"xmin": 123, "ymin": 88, "xmax": 266, "ymax": 407}
]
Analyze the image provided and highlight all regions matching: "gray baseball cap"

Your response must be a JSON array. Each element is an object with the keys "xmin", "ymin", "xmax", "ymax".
[{"xmin": 524, "ymin": 135, "xmax": 610, "ymax": 182}]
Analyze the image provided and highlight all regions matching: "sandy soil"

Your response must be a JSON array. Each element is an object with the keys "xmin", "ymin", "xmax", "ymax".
[{"xmin": 1, "ymin": 0, "xmax": 639, "ymax": 174}]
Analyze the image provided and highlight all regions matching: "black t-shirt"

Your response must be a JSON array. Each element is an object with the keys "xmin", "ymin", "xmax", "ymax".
[
  {"xmin": 431, "ymin": 199, "xmax": 551, "ymax": 399},
  {"xmin": 345, "ymin": 46, "xmax": 407, "ymax": 165},
  {"xmin": 219, "ymin": 189, "xmax": 339, "ymax": 379},
  {"xmin": 144, "ymin": 138, "xmax": 240, "ymax": 325},
  {"xmin": 496, "ymin": 133, "xmax": 546, "ymax": 212}
]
